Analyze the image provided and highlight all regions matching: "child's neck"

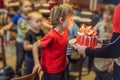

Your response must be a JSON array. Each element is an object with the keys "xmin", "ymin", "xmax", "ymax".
[
  {"xmin": 31, "ymin": 27, "xmax": 40, "ymax": 33},
  {"xmin": 54, "ymin": 25, "xmax": 65, "ymax": 35},
  {"xmin": 21, "ymin": 13, "xmax": 28, "ymax": 19}
]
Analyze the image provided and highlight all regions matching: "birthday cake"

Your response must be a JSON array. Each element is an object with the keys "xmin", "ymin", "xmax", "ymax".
[{"xmin": 76, "ymin": 25, "xmax": 98, "ymax": 48}]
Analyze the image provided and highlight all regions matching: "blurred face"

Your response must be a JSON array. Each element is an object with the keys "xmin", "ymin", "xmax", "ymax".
[
  {"xmin": 29, "ymin": 17, "xmax": 42, "ymax": 30},
  {"xmin": 21, "ymin": 1, "xmax": 33, "ymax": 15},
  {"xmin": 62, "ymin": 15, "xmax": 74, "ymax": 30},
  {"xmin": 103, "ymin": 11, "xmax": 112, "ymax": 22},
  {"xmin": 104, "ymin": 31, "xmax": 112, "ymax": 40}
]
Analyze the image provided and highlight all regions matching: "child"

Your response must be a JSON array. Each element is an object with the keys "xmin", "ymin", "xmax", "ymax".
[
  {"xmin": 0, "ymin": 0, "xmax": 33, "ymax": 76},
  {"xmin": 94, "ymin": 23, "xmax": 114, "ymax": 80},
  {"xmin": 94, "ymin": 4, "xmax": 115, "ymax": 39},
  {"xmin": 32, "ymin": 4, "xmax": 74, "ymax": 80},
  {"xmin": 23, "ymin": 12, "xmax": 45, "ymax": 75}
]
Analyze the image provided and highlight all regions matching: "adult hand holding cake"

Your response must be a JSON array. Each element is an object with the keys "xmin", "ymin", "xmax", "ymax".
[
  {"xmin": 69, "ymin": 24, "xmax": 98, "ymax": 56},
  {"xmin": 72, "ymin": 43, "xmax": 87, "ymax": 56}
]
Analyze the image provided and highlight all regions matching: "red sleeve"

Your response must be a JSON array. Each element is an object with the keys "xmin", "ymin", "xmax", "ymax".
[
  {"xmin": 40, "ymin": 34, "xmax": 53, "ymax": 47},
  {"xmin": 113, "ymin": 3, "xmax": 120, "ymax": 33}
]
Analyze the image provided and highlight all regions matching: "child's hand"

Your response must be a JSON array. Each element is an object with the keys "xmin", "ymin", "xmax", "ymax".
[
  {"xmin": 0, "ymin": 29, "xmax": 5, "ymax": 36},
  {"xmin": 32, "ymin": 64, "xmax": 41, "ymax": 73},
  {"xmin": 107, "ymin": 62, "xmax": 114, "ymax": 74},
  {"xmin": 97, "ymin": 38, "xmax": 103, "ymax": 44}
]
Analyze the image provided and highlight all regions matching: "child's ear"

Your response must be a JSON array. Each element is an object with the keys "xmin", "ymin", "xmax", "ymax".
[{"xmin": 59, "ymin": 17, "xmax": 64, "ymax": 24}]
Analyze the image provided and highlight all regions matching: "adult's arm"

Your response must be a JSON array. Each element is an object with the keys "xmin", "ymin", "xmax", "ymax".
[{"xmin": 85, "ymin": 33, "xmax": 120, "ymax": 58}]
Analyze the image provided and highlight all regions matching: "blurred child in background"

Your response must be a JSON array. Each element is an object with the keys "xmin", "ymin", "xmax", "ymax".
[
  {"xmin": 94, "ymin": 23, "xmax": 114, "ymax": 80},
  {"xmin": 0, "ymin": 0, "xmax": 33, "ymax": 76},
  {"xmin": 32, "ymin": 4, "xmax": 74, "ymax": 80},
  {"xmin": 23, "ymin": 12, "xmax": 45, "ymax": 75},
  {"xmin": 94, "ymin": 4, "xmax": 115, "ymax": 40}
]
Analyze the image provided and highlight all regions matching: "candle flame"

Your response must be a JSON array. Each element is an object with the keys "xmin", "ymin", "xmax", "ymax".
[{"xmin": 79, "ymin": 24, "xmax": 97, "ymax": 36}]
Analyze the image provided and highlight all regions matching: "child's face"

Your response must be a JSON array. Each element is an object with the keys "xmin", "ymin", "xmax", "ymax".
[
  {"xmin": 62, "ymin": 15, "xmax": 74, "ymax": 30},
  {"xmin": 103, "ymin": 11, "xmax": 112, "ymax": 22},
  {"xmin": 104, "ymin": 31, "xmax": 112, "ymax": 40},
  {"xmin": 21, "ymin": 1, "xmax": 33, "ymax": 15},
  {"xmin": 29, "ymin": 17, "xmax": 42, "ymax": 30}
]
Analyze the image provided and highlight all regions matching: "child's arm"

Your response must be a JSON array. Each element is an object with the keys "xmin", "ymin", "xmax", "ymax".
[
  {"xmin": 32, "ymin": 40, "xmax": 42, "ymax": 73},
  {"xmin": 107, "ymin": 60, "xmax": 114, "ymax": 74},
  {"xmin": 32, "ymin": 33, "xmax": 53, "ymax": 73},
  {"xmin": 23, "ymin": 40, "xmax": 33, "ymax": 51},
  {"xmin": 0, "ymin": 14, "xmax": 20, "ymax": 36},
  {"xmin": 0, "ymin": 22, "xmax": 14, "ymax": 36}
]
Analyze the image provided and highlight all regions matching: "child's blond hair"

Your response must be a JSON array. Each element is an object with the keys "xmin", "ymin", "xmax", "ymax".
[
  {"xmin": 50, "ymin": 4, "xmax": 73, "ymax": 26},
  {"xmin": 28, "ymin": 11, "xmax": 43, "ymax": 20},
  {"xmin": 20, "ymin": 0, "xmax": 33, "ymax": 6},
  {"xmin": 104, "ymin": 4, "xmax": 116, "ymax": 16}
]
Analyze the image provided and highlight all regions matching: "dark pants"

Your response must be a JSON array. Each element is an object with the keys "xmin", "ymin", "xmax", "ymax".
[
  {"xmin": 94, "ymin": 66, "xmax": 113, "ymax": 80},
  {"xmin": 16, "ymin": 42, "xmax": 25, "ymax": 76},
  {"xmin": 65, "ymin": 55, "xmax": 71, "ymax": 80},
  {"xmin": 113, "ymin": 62, "xmax": 120, "ymax": 80},
  {"xmin": 42, "ymin": 71, "xmax": 65, "ymax": 80},
  {"xmin": 24, "ymin": 55, "xmax": 34, "ymax": 75}
]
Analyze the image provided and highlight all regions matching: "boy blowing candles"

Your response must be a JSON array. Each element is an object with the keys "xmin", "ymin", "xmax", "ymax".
[
  {"xmin": 23, "ymin": 12, "xmax": 45, "ymax": 75},
  {"xmin": 32, "ymin": 4, "xmax": 74, "ymax": 80}
]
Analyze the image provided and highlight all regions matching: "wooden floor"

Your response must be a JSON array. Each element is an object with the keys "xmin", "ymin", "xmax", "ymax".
[{"xmin": 0, "ymin": 41, "xmax": 96, "ymax": 80}]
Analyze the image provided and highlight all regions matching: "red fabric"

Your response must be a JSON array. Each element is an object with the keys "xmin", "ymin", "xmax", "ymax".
[
  {"xmin": 40, "ymin": 29, "xmax": 68, "ymax": 73},
  {"xmin": 113, "ymin": 3, "xmax": 120, "ymax": 33},
  {"xmin": 0, "ymin": 0, "xmax": 4, "ymax": 9}
]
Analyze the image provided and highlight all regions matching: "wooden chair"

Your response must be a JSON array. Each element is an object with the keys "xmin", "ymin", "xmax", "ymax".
[
  {"xmin": 0, "ymin": 9, "xmax": 8, "ymax": 26},
  {"xmin": 0, "ymin": 9, "xmax": 11, "ymax": 45},
  {"xmin": 0, "ymin": 9, "xmax": 8, "ymax": 66},
  {"xmin": 0, "ymin": 36, "xmax": 6, "ymax": 66},
  {"xmin": 70, "ymin": 50, "xmax": 94, "ymax": 80},
  {"xmin": 12, "ymin": 70, "xmax": 40, "ymax": 80}
]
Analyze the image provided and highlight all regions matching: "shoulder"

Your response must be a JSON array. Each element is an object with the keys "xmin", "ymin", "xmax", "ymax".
[
  {"xmin": 97, "ymin": 20, "xmax": 104, "ymax": 25},
  {"xmin": 116, "ymin": 3, "xmax": 120, "ymax": 9},
  {"xmin": 12, "ymin": 13, "xmax": 22, "ymax": 24},
  {"xmin": 46, "ymin": 29, "xmax": 54, "ymax": 37},
  {"xmin": 13, "ymin": 13, "xmax": 22, "ymax": 19},
  {"xmin": 94, "ymin": 20, "xmax": 104, "ymax": 28},
  {"xmin": 24, "ymin": 30, "xmax": 33, "ymax": 41},
  {"xmin": 26, "ymin": 30, "xmax": 33, "ymax": 36}
]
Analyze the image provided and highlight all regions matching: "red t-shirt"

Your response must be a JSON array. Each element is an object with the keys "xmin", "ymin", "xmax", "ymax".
[
  {"xmin": 113, "ymin": 3, "xmax": 120, "ymax": 33},
  {"xmin": 40, "ymin": 29, "xmax": 68, "ymax": 73}
]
